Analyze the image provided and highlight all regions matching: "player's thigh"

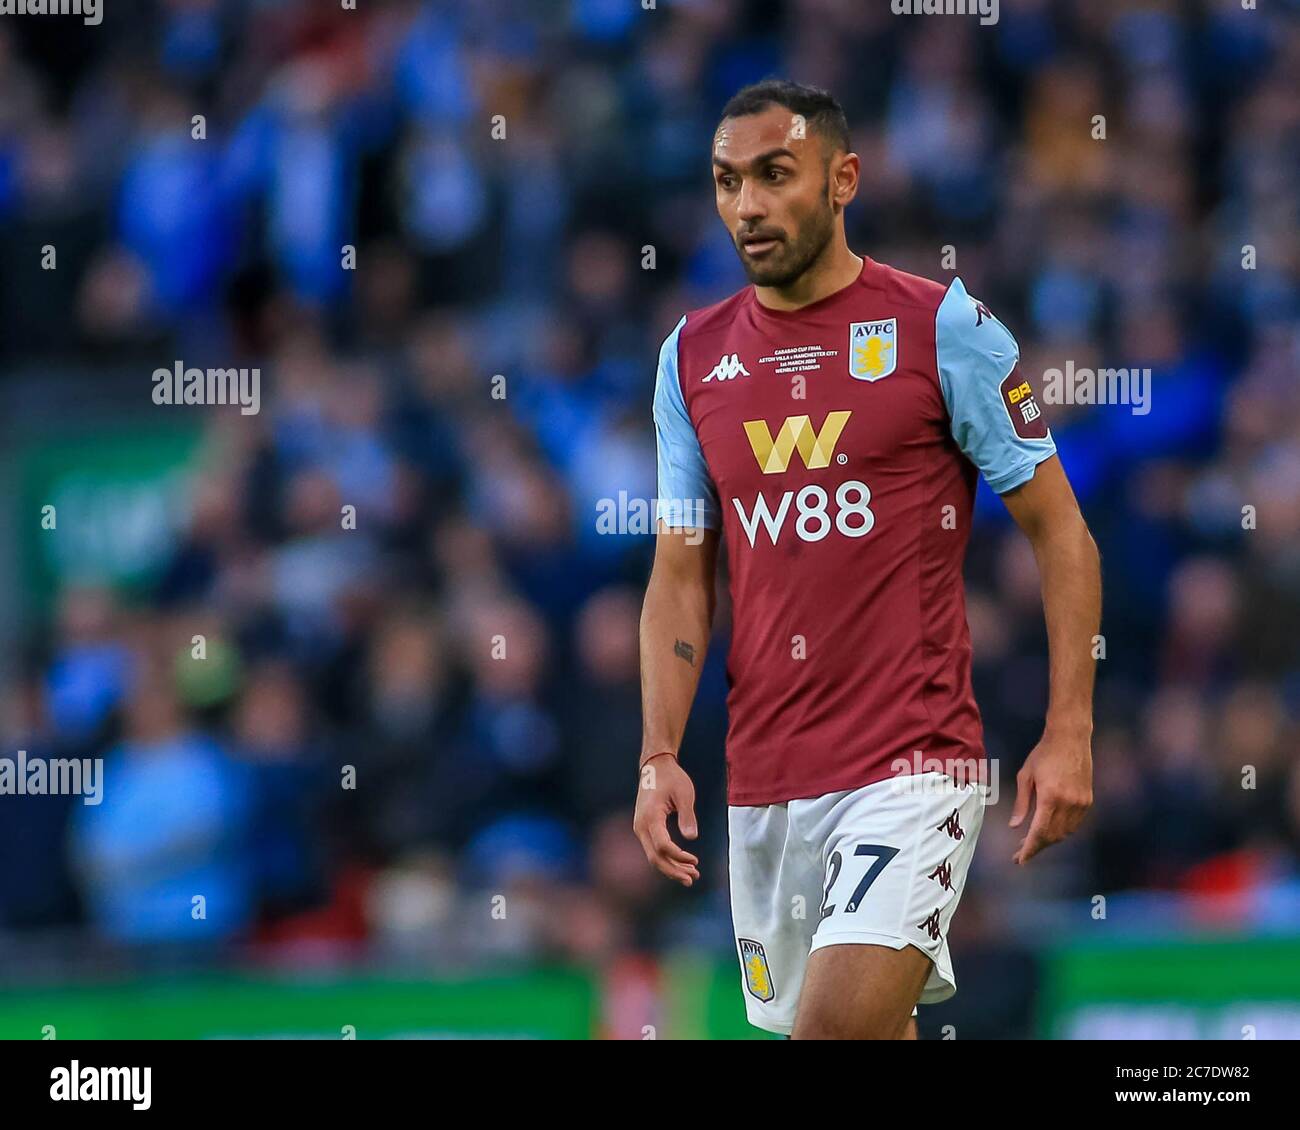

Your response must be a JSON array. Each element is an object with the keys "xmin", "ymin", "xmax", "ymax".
[
  {"xmin": 790, "ymin": 772, "xmax": 986, "ymax": 1038},
  {"xmin": 791, "ymin": 941, "xmax": 931, "ymax": 1040},
  {"xmin": 728, "ymin": 802, "xmax": 820, "ymax": 1035}
]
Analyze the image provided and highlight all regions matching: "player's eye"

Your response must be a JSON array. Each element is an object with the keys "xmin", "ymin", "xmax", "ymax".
[
  {"xmin": 717, "ymin": 174, "xmax": 738, "ymax": 190},
  {"xmin": 766, "ymin": 167, "xmax": 790, "ymax": 182}
]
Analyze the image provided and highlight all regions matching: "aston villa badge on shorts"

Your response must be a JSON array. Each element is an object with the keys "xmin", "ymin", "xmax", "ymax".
[
  {"xmin": 738, "ymin": 937, "xmax": 775, "ymax": 1002},
  {"xmin": 849, "ymin": 318, "xmax": 898, "ymax": 381}
]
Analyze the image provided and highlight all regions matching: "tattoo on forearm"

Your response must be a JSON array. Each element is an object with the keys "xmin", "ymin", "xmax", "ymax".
[{"xmin": 673, "ymin": 639, "xmax": 696, "ymax": 666}]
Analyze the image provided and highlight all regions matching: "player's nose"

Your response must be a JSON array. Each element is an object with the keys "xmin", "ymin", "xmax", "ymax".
[{"xmin": 735, "ymin": 180, "xmax": 766, "ymax": 223}]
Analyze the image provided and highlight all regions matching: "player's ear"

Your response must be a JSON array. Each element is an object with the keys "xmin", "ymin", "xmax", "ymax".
[{"xmin": 830, "ymin": 150, "xmax": 860, "ymax": 211}]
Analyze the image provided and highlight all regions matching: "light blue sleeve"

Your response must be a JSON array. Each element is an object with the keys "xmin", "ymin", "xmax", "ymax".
[
  {"xmin": 653, "ymin": 315, "xmax": 720, "ymax": 529},
  {"xmin": 936, "ymin": 277, "xmax": 1057, "ymax": 494}
]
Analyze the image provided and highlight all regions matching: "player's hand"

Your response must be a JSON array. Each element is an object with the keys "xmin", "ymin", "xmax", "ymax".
[
  {"xmin": 633, "ymin": 753, "xmax": 700, "ymax": 887},
  {"xmin": 1009, "ymin": 728, "xmax": 1092, "ymax": 865}
]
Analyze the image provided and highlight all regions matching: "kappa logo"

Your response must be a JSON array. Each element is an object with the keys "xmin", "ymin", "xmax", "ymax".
[
  {"xmin": 743, "ymin": 411, "xmax": 852, "ymax": 474},
  {"xmin": 849, "ymin": 318, "xmax": 897, "ymax": 381},
  {"xmin": 937, "ymin": 808, "xmax": 965, "ymax": 841},
  {"xmin": 738, "ymin": 937, "xmax": 775, "ymax": 1002},
  {"xmin": 928, "ymin": 861, "xmax": 954, "ymax": 891},
  {"xmin": 918, "ymin": 908, "xmax": 942, "ymax": 942},
  {"xmin": 704, "ymin": 353, "xmax": 751, "ymax": 382}
]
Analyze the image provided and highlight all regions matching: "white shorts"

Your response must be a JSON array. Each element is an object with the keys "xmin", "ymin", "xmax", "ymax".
[{"xmin": 728, "ymin": 772, "xmax": 986, "ymax": 1035}]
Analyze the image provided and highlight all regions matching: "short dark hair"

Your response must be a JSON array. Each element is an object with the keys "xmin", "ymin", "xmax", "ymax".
[{"xmin": 718, "ymin": 80, "xmax": 851, "ymax": 154}]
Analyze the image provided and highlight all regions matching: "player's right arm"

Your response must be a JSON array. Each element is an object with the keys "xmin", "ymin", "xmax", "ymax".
[
  {"xmin": 634, "ymin": 315, "xmax": 721, "ymax": 887},
  {"xmin": 636, "ymin": 523, "xmax": 719, "ymax": 886}
]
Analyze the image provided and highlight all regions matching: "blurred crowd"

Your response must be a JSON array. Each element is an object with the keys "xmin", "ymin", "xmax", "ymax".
[{"xmin": 1, "ymin": 0, "xmax": 1298, "ymax": 989}]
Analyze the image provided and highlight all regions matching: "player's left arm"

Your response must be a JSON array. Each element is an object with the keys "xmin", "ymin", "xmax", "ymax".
[
  {"xmin": 936, "ymin": 277, "xmax": 1099, "ymax": 864},
  {"xmin": 999, "ymin": 457, "xmax": 1100, "ymax": 864}
]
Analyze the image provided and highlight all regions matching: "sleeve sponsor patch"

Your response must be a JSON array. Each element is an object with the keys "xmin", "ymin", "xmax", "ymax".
[{"xmin": 999, "ymin": 367, "xmax": 1049, "ymax": 440}]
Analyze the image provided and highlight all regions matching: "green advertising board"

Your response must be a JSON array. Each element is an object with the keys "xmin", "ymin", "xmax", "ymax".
[
  {"xmin": 0, "ymin": 971, "xmax": 598, "ymax": 1040},
  {"xmin": 9, "ymin": 938, "xmax": 1298, "ymax": 1040},
  {"xmin": 0, "ymin": 959, "xmax": 773, "ymax": 1040},
  {"xmin": 1040, "ymin": 936, "xmax": 1300, "ymax": 1039},
  {"xmin": 14, "ymin": 424, "xmax": 202, "ymax": 613}
]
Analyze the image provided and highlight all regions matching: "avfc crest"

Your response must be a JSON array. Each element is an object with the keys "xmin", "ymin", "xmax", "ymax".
[
  {"xmin": 738, "ymin": 938, "xmax": 775, "ymax": 1002},
  {"xmin": 849, "ymin": 319, "xmax": 898, "ymax": 381}
]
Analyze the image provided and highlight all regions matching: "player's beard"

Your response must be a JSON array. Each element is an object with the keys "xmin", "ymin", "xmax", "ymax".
[{"xmin": 733, "ymin": 186, "xmax": 837, "ymax": 289}]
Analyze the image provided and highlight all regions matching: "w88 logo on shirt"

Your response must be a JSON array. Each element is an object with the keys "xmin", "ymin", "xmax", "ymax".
[
  {"xmin": 732, "ymin": 410, "xmax": 877, "ymax": 546},
  {"xmin": 731, "ymin": 480, "xmax": 876, "ymax": 547}
]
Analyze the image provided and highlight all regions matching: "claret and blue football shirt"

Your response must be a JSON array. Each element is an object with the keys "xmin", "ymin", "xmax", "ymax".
[{"xmin": 653, "ymin": 257, "xmax": 1056, "ymax": 805}]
